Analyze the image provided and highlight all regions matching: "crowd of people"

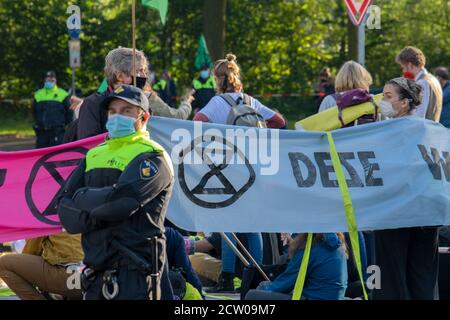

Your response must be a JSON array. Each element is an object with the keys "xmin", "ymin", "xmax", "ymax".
[{"xmin": 0, "ymin": 45, "xmax": 449, "ymax": 300}]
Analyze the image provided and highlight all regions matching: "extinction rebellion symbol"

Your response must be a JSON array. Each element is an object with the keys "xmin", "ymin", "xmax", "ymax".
[
  {"xmin": 178, "ymin": 135, "xmax": 255, "ymax": 209},
  {"xmin": 25, "ymin": 147, "xmax": 88, "ymax": 225}
]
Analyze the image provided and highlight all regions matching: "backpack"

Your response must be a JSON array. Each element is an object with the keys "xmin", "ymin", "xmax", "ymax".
[
  {"xmin": 333, "ymin": 89, "xmax": 378, "ymax": 127},
  {"xmin": 221, "ymin": 93, "xmax": 267, "ymax": 128}
]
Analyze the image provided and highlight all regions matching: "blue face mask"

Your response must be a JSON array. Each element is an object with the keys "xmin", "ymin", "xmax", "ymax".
[
  {"xmin": 200, "ymin": 70, "xmax": 209, "ymax": 79},
  {"xmin": 106, "ymin": 114, "xmax": 137, "ymax": 138},
  {"xmin": 44, "ymin": 81, "xmax": 55, "ymax": 89}
]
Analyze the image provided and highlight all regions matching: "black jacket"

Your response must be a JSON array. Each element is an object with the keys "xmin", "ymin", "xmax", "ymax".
[
  {"xmin": 58, "ymin": 148, "xmax": 174, "ymax": 271},
  {"xmin": 76, "ymin": 91, "xmax": 110, "ymax": 140}
]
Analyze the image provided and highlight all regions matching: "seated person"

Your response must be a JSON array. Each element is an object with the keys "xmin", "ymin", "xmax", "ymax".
[
  {"xmin": 186, "ymin": 233, "xmax": 248, "ymax": 290},
  {"xmin": 165, "ymin": 227, "xmax": 203, "ymax": 299},
  {"xmin": 245, "ymin": 233, "xmax": 348, "ymax": 300},
  {"xmin": 0, "ymin": 233, "xmax": 84, "ymax": 300}
]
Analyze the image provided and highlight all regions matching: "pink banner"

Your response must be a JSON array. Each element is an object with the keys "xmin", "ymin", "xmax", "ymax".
[{"xmin": 0, "ymin": 134, "xmax": 107, "ymax": 242}]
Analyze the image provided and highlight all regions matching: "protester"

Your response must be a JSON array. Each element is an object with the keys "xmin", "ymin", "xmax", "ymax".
[
  {"xmin": 245, "ymin": 233, "xmax": 348, "ymax": 300},
  {"xmin": 32, "ymin": 71, "xmax": 73, "ymax": 148},
  {"xmin": 434, "ymin": 67, "xmax": 450, "ymax": 128},
  {"xmin": 76, "ymin": 47, "xmax": 149, "ymax": 140},
  {"xmin": 57, "ymin": 85, "xmax": 174, "ymax": 300},
  {"xmin": 314, "ymin": 67, "xmax": 335, "ymax": 111},
  {"xmin": 318, "ymin": 61, "xmax": 373, "ymax": 112},
  {"xmin": 193, "ymin": 54, "xmax": 285, "ymax": 292},
  {"xmin": 187, "ymin": 233, "xmax": 249, "ymax": 289},
  {"xmin": 395, "ymin": 46, "xmax": 443, "ymax": 121},
  {"xmin": 73, "ymin": 49, "xmax": 193, "ymax": 142},
  {"xmin": 192, "ymin": 64, "xmax": 216, "ymax": 113},
  {"xmin": 0, "ymin": 233, "xmax": 83, "ymax": 300},
  {"xmin": 373, "ymin": 77, "xmax": 440, "ymax": 300},
  {"xmin": 165, "ymin": 227, "xmax": 203, "ymax": 298}
]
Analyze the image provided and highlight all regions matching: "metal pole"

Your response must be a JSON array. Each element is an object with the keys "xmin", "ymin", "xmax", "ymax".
[
  {"xmin": 229, "ymin": 233, "xmax": 270, "ymax": 282},
  {"xmin": 71, "ymin": 67, "xmax": 76, "ymax": 96},
  {"xmin": 219, "ymin": 232, "xmax": 270, "ymax": 282},
  {"xmin": 131, "ymin": 0, "xmax": 136, "ymax": 86},
  {"xmin": 357, "ymin": 15, "xmax": 366, "ymax": 66},
  {"xmin": 219, "ymin": 232, "xmax": 250, "ymax": 266}
]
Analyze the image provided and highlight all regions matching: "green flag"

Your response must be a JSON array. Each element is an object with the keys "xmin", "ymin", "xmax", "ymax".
[
  {"xmin": 142, "ymin": 0, "xmax": 168, "ymax": 25},
  {"xmin": 194, "ymin": 34, "xmax": 212, "ymax": 70}
]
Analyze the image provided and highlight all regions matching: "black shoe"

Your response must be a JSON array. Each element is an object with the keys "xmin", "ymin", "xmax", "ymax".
[{"xmin": 206, "ymin": 272, "xmax": 236, "ymax": 293}]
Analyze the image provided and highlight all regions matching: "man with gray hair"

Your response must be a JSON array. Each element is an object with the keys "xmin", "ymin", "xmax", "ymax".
[
  {"xmin": 75, "ymin": 47, "xmax": 193, "ymax": 141},
  {"xmin": 77, "ymin": 47, "xmax": 149, "ymax": 140}
]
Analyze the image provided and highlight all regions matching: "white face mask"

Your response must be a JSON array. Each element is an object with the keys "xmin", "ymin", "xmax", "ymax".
[{"xmin": 379, "ymin": 100, "xmax": 396, "ymax": 117}]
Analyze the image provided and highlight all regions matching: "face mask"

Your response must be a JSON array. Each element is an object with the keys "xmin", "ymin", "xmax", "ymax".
[
  {"xmin": 379, "ymin": 99, "xmax": 396, "ymax": 117},
  {"xmin": 200, "ymin": 70, "xmax": 209, "ymax": 79},
  {"xmin": 402, "ymin": 71, "xmax": 415, "ymax": 80},
  {"xmin": 148, "ymin": 73, "xmax": 156, "ymax": 83},
  {"xmin": 44, "ymin": 81, "xmax": 55, "ymax": 89},
  {"xmin": 135, "ymin": 76, "xmax": 147, "ymax": 89},
  {"xmin": 106, "ymin": 114, "xmax": 137, "ymax": 138}
]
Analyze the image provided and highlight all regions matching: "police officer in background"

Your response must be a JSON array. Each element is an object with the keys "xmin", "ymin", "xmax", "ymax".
[
  {"xmin": 58, "ymin": 84, "xmax": 174, "ymax": 300},
  {"xmin": 32, "ymin": 71, "xmax": 73, "ymax": 148},
  {"xmin": 192, "ymin": 64, "xmax": 216, "ymax": 113}
]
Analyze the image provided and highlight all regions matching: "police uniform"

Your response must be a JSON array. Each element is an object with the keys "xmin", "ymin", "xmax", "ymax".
[
  {"xmin": 152, "ymin": 78, "xmax": 171, "ymax": 106},
  {"xmin": 58, "ymin": 85, "xmax": 174, "ymax": 300},
  {"xmin": 32, "ymin": 74, "xmax": 73, "ymax": 148},
  {"xmin": 192, "ymin": 75, "xmax": 216, "ymax": 111}
]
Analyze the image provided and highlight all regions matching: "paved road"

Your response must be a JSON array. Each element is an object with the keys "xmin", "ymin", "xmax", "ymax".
[{"xmin": 0, "ymin": 135, "xmax": 35, "ymax": 151}]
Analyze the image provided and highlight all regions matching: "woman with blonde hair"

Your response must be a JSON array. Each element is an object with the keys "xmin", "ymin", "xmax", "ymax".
[
  {"xmin": 318, "ymin": 61, "xmax": 373, "ymax": 112},
  {"xmin": 193, "ymin": 54, "xmax": 285, "ymax": 292}
]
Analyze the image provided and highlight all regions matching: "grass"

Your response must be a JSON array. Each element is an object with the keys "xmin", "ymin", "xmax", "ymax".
[{"xmin": 0, "ymin": 117, "xmax": 35, "ymax": 137}]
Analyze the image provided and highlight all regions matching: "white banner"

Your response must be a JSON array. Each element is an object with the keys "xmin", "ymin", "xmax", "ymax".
[{"xmin": 148, "ymin": 116, "xmax": 450, "ymax": 233}]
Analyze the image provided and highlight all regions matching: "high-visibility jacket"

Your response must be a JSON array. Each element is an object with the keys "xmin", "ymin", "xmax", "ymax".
[
  {"xmin": 192, "ymin": 76, "xmax": 216, "ymax": 110},
  {"xmin": 32, "ymin": 86, "xmax": 73, "ymax": 130},
  {"xmin": 58, "ymin": 130, "xmax": 174, "ymax": 272}
]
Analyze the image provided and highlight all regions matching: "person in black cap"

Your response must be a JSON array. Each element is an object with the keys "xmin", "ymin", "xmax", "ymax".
[
  {"xmin": 57, "ymin": 84, "xmax": 175, "ymax": 300},
  {"xmin": 192, "ymin": 64, "xmax": 216, "ymax": 113},
  {"xmin": 32, "ymin": 70, "xmax": 73, "ymax": 148}
]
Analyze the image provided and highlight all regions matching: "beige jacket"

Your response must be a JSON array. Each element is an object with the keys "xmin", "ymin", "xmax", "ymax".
[{"xmin": 148, "ymin": 93, "xmax": 192, "ymax": 120}]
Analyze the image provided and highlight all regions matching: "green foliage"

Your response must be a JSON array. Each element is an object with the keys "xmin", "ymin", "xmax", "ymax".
[{"xmin": 0, "ymin": 0, "xmax": 448, "ymax": 109}]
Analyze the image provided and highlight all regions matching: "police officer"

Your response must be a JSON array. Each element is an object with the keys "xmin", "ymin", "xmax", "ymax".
[
  {"xmin": 148, "ymin": 65, "xmax": 170, "ymax": 105},
  {"xmin": 57, "ymin": 84, "xmax": 174, "ymax": 300},
  {"xmin": 192, "ymin": 64, "xmax": 216, "ymax": 113},
  {"xmin": 32, "ymin": 71, "xmax": 73, "ymax": 148}
]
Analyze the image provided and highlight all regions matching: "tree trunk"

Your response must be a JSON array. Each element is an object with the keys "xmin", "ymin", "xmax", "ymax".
[{"xmin": 203, "ymin": 0, "xmax": 226, "ymax": 62}]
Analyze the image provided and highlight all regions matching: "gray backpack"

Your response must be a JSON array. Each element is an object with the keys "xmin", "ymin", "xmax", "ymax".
[{"xmin": 220, "ymin": 94, "xmax": 267, "ymax": 128}]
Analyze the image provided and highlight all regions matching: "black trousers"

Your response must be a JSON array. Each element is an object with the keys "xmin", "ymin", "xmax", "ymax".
[
  {"xmin": 373, "ymin": 227, "xmax": 440, "ymax": 300},
  {"xmin": 82, "ymin": 261, "xmax": 173, "ymax": 300},
  {"xmin": 35, "ymin": 127, "xmax": 65, "ymax": 149}
]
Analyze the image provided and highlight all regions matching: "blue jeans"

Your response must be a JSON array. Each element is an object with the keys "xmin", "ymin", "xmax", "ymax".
[{"xmin": 221, "ymin": 233, "xmax": 263, "ymax": 274}]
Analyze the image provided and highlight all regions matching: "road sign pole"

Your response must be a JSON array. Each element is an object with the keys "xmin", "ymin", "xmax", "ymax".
[
  {"xmin": 358, "ymin": 19, "xmax": 365, "ymax": 66},
  {"xmin": 71, "ymin": 67, "xmax": 76, "ymax": 96}
]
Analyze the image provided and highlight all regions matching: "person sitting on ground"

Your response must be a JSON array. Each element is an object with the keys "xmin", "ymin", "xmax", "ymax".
[
  {"xmin": 244, "ymin": 233, "xmax": 348, "ymax": 300},
  {"xmin": 165, "ymin": 227, "xmax": 203, "ymax": 299},
  {"xmin": 185, "ymin": 233, "xmax": 248, "ymax": 290},
  {"xmin": 0, "ymin": 233, "xmax": 83, "ymax": 300}
]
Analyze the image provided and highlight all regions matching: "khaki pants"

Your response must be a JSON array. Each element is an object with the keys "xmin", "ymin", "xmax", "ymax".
[
  {"xmin": 0, "ymin": 253, "xmax": 82, "ymax": 300},
  {"xmin": 189, "ymin": 253, "xmax": 222, "ymax": 286}
]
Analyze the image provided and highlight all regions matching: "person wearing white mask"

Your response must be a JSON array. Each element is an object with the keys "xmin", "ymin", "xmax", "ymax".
[
  {"xmin": 374, "ymin": 76, "xmax": 440, "ymax": 300},
  {"xmin": 378, "ymin": 77, "xmax": 423, "ymax": 118}
]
